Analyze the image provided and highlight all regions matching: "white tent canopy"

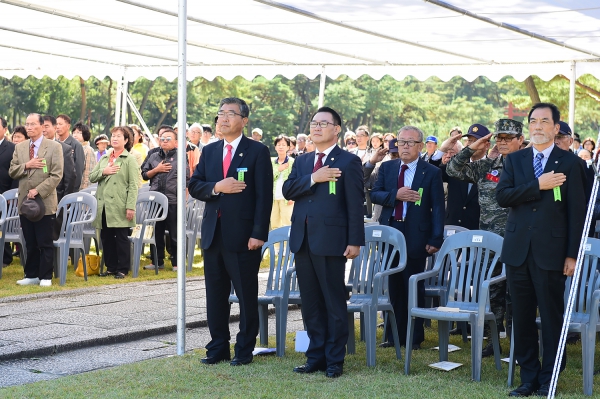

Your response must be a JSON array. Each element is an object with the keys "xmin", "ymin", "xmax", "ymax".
[{"xmin": 1, "ymin": 0, "xmax": 599, "ymax": 82}]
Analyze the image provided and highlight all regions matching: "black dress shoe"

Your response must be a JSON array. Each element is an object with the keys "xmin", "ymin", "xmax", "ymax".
[
  {"xmin": 325, "ymin": 364, "xmax": 343, "ymax": 378},
  {"xmin": 536, "ymin": 383, "xmax": 550, "ymax": 397},
  {"xmin": 230, "ymin": 356, "xmax": 252, "ymax": 366},
  {"xmin": 201, "ymin": 354, "xmax": 231, "ymax": 365},
  {"xmin": 293, "ymin": 362, "xmax": 326, "ymax": 373},
  {"xmin": 509, "ymin": 382, "xmax": 539, "ymax": 397},
  {"xmin": 378, "ymin": 341, "xmax": 395, "ymax": 348},
  {"xmin": 411, "ymin": 343, "xmax": 421, "ymax": 351},
  {"xmin": 482, "ymin": 342, "xmax": 502, "ymax": 358}
]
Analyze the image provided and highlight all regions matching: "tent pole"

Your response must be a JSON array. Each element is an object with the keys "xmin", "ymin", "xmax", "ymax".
[
  {"xmin": 318, "ymin": 66, "xmax": 326, "ymax": 108},
  {"xmin": 126, "ymin": 93, "xmax": 158, "ymax": 148},
  {"xmin": 120, "ymin": 69, "xmax": 128, "ymax": 126},
  {"xmin": 176, "ymin": 0, "xmax": 187, "ymax": 357},
  {"xmin": 569, "ymin": 61, "xmax": 576, "ymax": 132},
  {"xmin": 114, "ymin": 73, "xmax": 123, "ymax": 127}
]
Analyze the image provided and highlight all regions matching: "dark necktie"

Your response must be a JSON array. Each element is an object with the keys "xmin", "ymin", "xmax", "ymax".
[
  {"xmin": 29, "ymin": 142, "xmax": 35, "ymax": 160},
  {"xmin": 394, "ymin": 164, "xmax": 409, "ymax": 221},
  {"xmin": 534, "ymin": 152, "xmax": 544, "ymax": 178},
  {"xmin": 313, "ymin": 153, "xmax": 326, "ymax": 173}
]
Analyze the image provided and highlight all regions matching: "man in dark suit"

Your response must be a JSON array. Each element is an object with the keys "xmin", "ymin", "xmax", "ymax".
[
  {"xmin": 0, "ymin": 117, "xmax": 15, "ymax": 267},
  {"xmin": 56, "ymin": 114, "xmax": 84, "ymax": 191},
  {"xmin": 370, "ymin": 126, "xmax": 445, "ymax": 349},
  {"xmin": 496, "ymin": 103, "xmax": 586, "ymax": 397},
  {"xmin": 283, "ymin": 106, "xmax": 365, "ymax": 378},
  {"xmin": 188, "ymin": 97, "xmax": 273, "ymax": 367}
]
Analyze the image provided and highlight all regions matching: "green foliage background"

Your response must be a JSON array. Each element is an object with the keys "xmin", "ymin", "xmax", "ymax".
[{"xmin": 1, "ymin": 74, "xmax": 598, "ymax": 153}]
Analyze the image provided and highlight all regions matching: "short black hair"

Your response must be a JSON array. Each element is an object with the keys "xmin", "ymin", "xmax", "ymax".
[
  {"xmin": 202, "ymin": 124, "xmax": 212, "ymax": 133},
  {"xmin": 273, "ymin": 135, "xmax": 290, "ymax": 146},
  {"xmin": 159, "ymin": 127, "xmax": 175, "ymax": 137},
  {"xmin": 219, "ymin": 97, "xmax": 250, "ymax": 118},
  {"xmin": 13, "ymin": 125, "xmax": 27, "ymax": 138},
  {"xmin": 57, "ymin": 114, "xmax": 71, "ymax": 125},
  {"xmin": 0, "ymin": 117, "xmax": 6, "ymax": 129},
  {"xmin": 528, "ymin": 103, "xmax": 560, "ymax": 124},
  {"xmin": 72, "ymin": 122, "xmax": 91, "ymax": 142},
  {"xmin": 43, "ymin": 115, "xmax": 57, "ymax": 125},
  {"xmin": 313, "ymin": 107, "xmax": 341, "ymax": 127}
]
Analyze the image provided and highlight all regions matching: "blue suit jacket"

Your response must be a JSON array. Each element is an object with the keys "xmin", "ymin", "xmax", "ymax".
[
  {"xmin": 188, "ymin": 135, "xmax": 273, "ymax": 252},
  {"xmin": 370, "ymin": 158, "xmax": 445, "ymax": 259},
  {"xmin": 282, "ymin": 146, "xmax": 365, "ymax": 256}
]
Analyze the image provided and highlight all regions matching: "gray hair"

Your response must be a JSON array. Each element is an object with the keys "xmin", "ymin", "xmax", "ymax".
[
  {"xmin": 297, "ymin": 133, "xmax": 308, "ymax": 140},
  {"xmin": 189, "ymin": 122, "xmax": 203, "ymax": 131},
  {"xmin": 397, "ymin": 126, "xmax": 424, "ymax": 143}
]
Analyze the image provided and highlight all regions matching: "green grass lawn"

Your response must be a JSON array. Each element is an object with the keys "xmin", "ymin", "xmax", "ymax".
[{"xmin": 0, "ymin": 321, "xmax": 595, "ymax": 398}]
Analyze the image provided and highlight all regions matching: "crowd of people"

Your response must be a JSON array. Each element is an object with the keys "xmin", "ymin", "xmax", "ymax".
[{"xmin": 0, "ymin": 98, "xmax": 594, "ymax": 395}]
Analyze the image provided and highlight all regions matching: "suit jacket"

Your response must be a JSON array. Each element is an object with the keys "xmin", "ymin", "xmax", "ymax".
[
  {"xmin": 9, "ymin": 137, "xmax": 64, "ymax": 215},
  {"xmin": 441, "ymin": 164, "xmax": 480, "ymax": 230},
  {"xmin": 496, "ymin": 146, "xmax": 586, "ymax": 270},
  {"xmin": 371, "ymin": 158, "xmax": 445, "ymax": 259},
  {"xmin": 56, "ymin": 141, "xmax": 76, "ymax": 202},
  {"xmin": 282, "ymin": 146, "xmax": 365, "ymax": 256},
  {"xmin": 60, "ymin": 135, "xmax": 85, "ymax": 190},
  {"xmin": 188, "ymin": 135, "xmax": 273, "ymax": 252},
  {"xmin": 0, "ymin": 139, "xmax": 15, "ymax": 193}
]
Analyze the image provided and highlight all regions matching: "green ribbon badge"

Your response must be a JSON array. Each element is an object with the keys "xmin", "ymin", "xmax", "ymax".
[
  {"xmin": 553, "ymin": 186, "xmax": 562, "ymax": 201},
  {"xmin": 42, "ymin": 159, "xmax": 47, "ymax": 174},
  {"xmin": 237, "ymin": 168, "xmax": 247, "ymax": 182},
  {"xmin": 415, "ymin": 188, "xmax": 423, "ymax": 206},
  {"xmin": 329, "ymin": 180, "xmax": 336, "ymax": 195}
]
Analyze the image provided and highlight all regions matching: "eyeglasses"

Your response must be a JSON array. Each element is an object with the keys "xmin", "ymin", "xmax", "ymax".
[
  {"xmin": 397, "ymin": 140, "xmax": 422, "ymax": 147},
  {"xmin": 309, "ymin": 121, "xmax": 337, "ymax": 129},
  {"xmin": 160, "ymin": 137, "xmax": 173, "ymax": 142},
  {"xmin": 346, "ymin": 141, "xmax": 357, "ymax": 145},
  {"xmin": 554, "ymin": 135, "xmax": 571, "ymax": 141},
  {"xmin": 495, "ymin": 136, "xmax": 519, "ymax": 143},
  {"xmin": 217, "ymin": 110, "xmax": 244, "ymax": 119}
]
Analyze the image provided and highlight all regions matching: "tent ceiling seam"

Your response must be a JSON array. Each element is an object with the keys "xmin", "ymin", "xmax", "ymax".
[
  {"xmin": 116, "ymin": 0, "xmax": 385, "ymax": 65},
  {"xmin": 424, "ymin": 0, "xmax": 600, "ymax": 59},
  {"xmin": 253, "ymin": 0, "xmax": 492, "ymax": 63}
]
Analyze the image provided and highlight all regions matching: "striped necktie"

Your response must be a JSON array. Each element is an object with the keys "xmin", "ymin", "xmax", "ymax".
[{"xmin": 534, "ymin": 152, "xmax": 544, "ymax": 178}]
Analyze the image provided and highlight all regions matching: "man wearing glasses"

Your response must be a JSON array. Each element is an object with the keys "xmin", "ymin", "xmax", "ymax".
[
  {"xmin": 444, "ymin": 120, "xmax": 524, "ymax": 358},
  {"xmin": 141, "ymin": 130, "xmax": 190, "ymax": 272},
  {"xmin": 497, "ymin": 103, "xmax": 586, "ymax": 397},
  {"xmin": 296, "ymin": 133, "xmax": 308, "ymax": 155},
  {"xmin": 283, "ymin": 107, "xmax": 364, "ymax": 378},
  {"xmin": 371, "ymin": 126, "xmax": 444, "ymax": 350},
  {"xmin": 189, "ymin": 97, "xmax": 273, "ymax": 367}
]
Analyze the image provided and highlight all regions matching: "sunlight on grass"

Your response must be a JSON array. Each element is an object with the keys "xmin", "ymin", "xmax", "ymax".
[{"xmin": 0, "ymin": 320, "xmax": 595, "ymax": 398}]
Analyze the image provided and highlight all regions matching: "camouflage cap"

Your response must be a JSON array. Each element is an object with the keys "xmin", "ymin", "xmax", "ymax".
[{"xmin": 494, "ymin": 119, "xmax": 523, "ymax": 135}]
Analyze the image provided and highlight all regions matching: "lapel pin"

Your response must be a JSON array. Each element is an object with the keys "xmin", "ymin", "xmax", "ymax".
[
  {"xmin": 239, "ymin": 153, "xmax": 243, "ymax": 157},
  {"xmin": 555, "ymin": 161, "xmax": 558, "ymax": 163},
  {"xmin": 331, "ymin": 157, "xmax": 334, "ymax": 161}
]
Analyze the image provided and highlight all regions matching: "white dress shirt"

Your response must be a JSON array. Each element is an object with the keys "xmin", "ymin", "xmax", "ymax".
[
  {"xmin": 310, "ymin": 143, "xmax": 337, "ymax": 187},
  {"xmin": 532, "ymin": 143, "xmax": 554, "ymax": 171},
  {"xmin": 392, "ymin": 157, "xmax": 419, "ymax": 219}
]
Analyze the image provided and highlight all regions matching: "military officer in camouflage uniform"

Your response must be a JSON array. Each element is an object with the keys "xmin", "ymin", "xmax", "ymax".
[{"xmin": 442, "ymin": 119, "xmax": 524, "ymax": 357}]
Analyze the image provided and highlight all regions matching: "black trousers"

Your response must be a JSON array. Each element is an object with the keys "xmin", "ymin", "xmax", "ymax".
[
  {"xmin": 100, "ymin": 210, "xmax": 131, "ymax": 275},
  {"xmin": 3, "ymin": 243, "xmax": 12, "ymax": 265},
  {"xmin": 20, "ymin": 214, "xmax": 55, "ymax": 280},
  {"xmin": 203, "ymin": 219, "xmax": 261, "ymax": 359},
  {"xmin": 385, "ymin": 220, "xmax": 427, "ymax": 345},
  {"xmin": 295, "ymin": 228, "xmax": 348, "ymax": 367},
  {"xmin": 506, "ymin": 244, "xmax": 566, "ymax": 386},
  {"xmin": 152, "ymin": 204, "xmax": 178, "ymax": 266}
]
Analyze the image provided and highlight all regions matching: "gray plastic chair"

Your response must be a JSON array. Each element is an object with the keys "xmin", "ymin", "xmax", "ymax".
[
  {"xmin": 77, "ymin": 185, "xmax": 100, "ymax": 264},
  {"xmin": 405, "ymin": 230, "xmax": 505, "ymax": 381},
  {"xmin": 128, "ymin": 191, "xmax": 168, "ymax": 277},
  {"xmin": 0, "ymin": 195, "xmax": 7, "ymax": 279},
  {"xmin": 229, "ymin": 226, "xmax": 300, "ymax": 357},
  {"xmin": 2, "ymin": 188, "xmax": 27, "ymax": 267},
  {"xmin": 507, "ymin": 237, "xmax": 600, "ymax": 396},
  {"xmin": 423, "ymin": 225, "xmax": 470, "ymax": 338},
  {"xmin": 185, "ymin": 197, "xmax": 204, "ymax": 271},
  {"xmin": 347, "ymin": 225, "xmax": 407, "ymax": 367},
  {"xmin": 137, "ymin": 184, "xmax": 151, "ymax": 194},
  {"xmin": 53, "ymin": 192, "xmax": 97, "ymax": 286}
]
